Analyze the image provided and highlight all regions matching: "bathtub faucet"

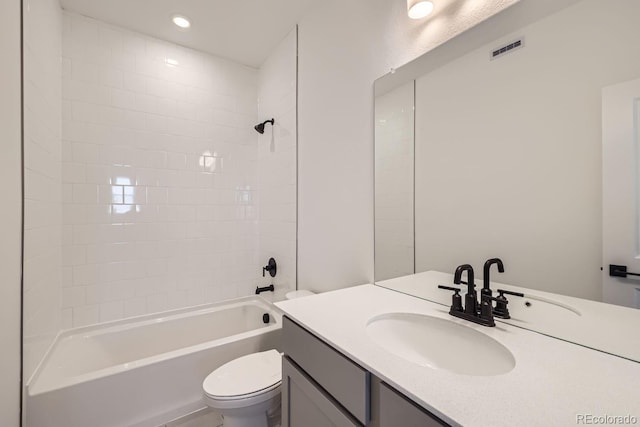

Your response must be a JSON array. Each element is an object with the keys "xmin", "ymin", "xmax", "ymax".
[{"xmin": 255, "ymin": 284, "xmax": 275, "ymax": 295}]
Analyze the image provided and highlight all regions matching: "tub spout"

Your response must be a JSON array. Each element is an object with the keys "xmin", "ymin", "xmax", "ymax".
[{"xmin": 255, "ymin": 284, "xmax": 275, "ymax": 295}]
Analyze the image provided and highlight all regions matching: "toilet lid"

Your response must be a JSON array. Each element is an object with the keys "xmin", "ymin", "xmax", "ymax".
[
  {"xmin": 203, "ymin": 350, "xmax": 282, "ymax": 398},
  {"xmin": 285, "ymin": 290, "xmax": 315, "ymax": 300}
]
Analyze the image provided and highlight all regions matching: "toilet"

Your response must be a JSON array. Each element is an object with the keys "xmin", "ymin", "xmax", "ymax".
[
  {"xmin": 202, "ymin": 290, "xmax": 314, "ymax": 427},
  {"xmin": 203, "ymin": 350, "xmax": 282, "ymax": 427}
]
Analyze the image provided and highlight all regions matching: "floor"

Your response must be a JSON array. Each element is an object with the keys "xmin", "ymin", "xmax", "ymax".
[
  {"xmin": 163, "ymin": 406, "xmax": 281, "ymax": 427},
  {"xmin": 164, "ymin": 409, "xmax": 223, "ymax": 427}
]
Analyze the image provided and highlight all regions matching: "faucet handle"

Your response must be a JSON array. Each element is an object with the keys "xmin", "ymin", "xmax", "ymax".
[
  {"xmin": 493, "ymin": 289, "xmax": 523, "ymax": 319},
  {"xmin": 438, "ymin": 285, "xmax": 463, "ymax": 312},
  {"xmin": 262, "ymin": 257, "xmax": 277, "ymax": 278},
  {"xmin": 497, "ymin": 289, "xmax": 524, "ymax": 298},
  {"xmin": 438, "ymin": 285, "xmax": 461, "ymax": 292}
]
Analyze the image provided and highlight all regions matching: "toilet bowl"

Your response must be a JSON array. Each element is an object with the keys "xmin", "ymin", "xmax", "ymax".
[
  {"xmin": 202, "ymin": 290, "xmax": 314, "ymax": 427},
  {"xmin": 203, "ymin": 350, "xmax": 282, "ymax": 427}
]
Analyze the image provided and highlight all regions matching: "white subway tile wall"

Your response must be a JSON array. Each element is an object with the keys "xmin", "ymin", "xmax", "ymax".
[
  {"xmin": 256, "ymin": 30, "xmax": 297, "ymax": 295},
  {"xmin": 374, "ymin": 81, "xmax": 415, "ymax": 282},
  {"xmin": 23, "ymin": 0, "xmax": 63, "ymax": 380},
  {"xmin": 22, "ymin": 6, "xmax": 297, "ymax": 382},
  {"xmin": 61, "ymin": 12, "xmax": 262, "ymax": 327}
]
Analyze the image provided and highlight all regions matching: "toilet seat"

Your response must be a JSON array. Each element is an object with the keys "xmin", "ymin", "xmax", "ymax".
[{"xmin": 203, "ymin": 349, "xmax": 282, "ymax": 409}]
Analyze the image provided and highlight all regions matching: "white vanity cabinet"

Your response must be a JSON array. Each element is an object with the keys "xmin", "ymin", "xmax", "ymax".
[{"xmin": 282, "ymin": 316, "xmax": 448, "ymax": 427}]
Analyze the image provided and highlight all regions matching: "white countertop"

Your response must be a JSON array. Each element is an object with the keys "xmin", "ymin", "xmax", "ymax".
[
  {"xmin": 276, "ymin": 285, "xmax": 640, "ymax": 427},
  {"xmin": 378, "ymin": 271, "xmax": 640, "ymax": 362}
]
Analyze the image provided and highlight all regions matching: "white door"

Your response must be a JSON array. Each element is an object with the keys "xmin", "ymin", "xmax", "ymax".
[{"xmin": 602, "ymin": 77, "xmax": 640, "ymax": 308}]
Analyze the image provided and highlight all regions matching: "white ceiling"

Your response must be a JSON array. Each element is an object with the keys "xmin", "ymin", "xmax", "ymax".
[{"xmin": 59, "ymin": 0, "xmax": 316, "ymax": 68}]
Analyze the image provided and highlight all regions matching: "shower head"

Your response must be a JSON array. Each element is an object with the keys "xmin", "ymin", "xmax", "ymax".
[{"xmin": 254, "ymin": 118, "xmax": 275, "ymax": 134}]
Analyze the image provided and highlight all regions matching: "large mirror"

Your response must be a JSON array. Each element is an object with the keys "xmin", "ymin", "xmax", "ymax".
[
  {"xmin": 374, "ymin": 0, "xmax": 640, "ymax": 360},
  {"xmin": 375, "ymin": 81, "xmax": 415, "ymax": 282}
]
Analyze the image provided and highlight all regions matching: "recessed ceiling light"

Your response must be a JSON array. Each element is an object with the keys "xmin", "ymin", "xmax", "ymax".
[
  {"xmin": 407, "ymin": 0, "xmax": 434, "ymax": 19},
  {"xmin": 172, "ymin": 15, "xmax": 191, "ymax": 29}
]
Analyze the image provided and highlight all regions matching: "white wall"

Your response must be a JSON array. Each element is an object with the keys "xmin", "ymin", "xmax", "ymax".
[
  {"xmin": 23, "ymin": 0, "xmax": 63, "ymax": 382},
  {"xmin": 257, "ymin": 29, "xmax": 298, "ymax": 297},
  {"xmin": 297, "ymin": 0, "xmax": 518, "ymax": 292},
  {"xmin": 60, "ymin": 12, "xmax": 260, "ymax": 327},
  {"xmin": 374, "ymin": 81, "xmax": 414, "ymax": 281},
  {"xmin": 0, "ymin": 0, "xmax": 22, "ymax": 424},
  {"xmin": 414, "ymin": 0, "xmax": 640, "ymax": 300}
]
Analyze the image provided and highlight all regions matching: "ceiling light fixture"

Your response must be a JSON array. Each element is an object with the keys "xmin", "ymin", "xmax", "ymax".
[
  {"xmin": 172, "ymin": 15, "xmax": 191, "ymax": 29},
  {"xmin": 407, "ymin": 0, "xmax": 434, "ymax": 19}
]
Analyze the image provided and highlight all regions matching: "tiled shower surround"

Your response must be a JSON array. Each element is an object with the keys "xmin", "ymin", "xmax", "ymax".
[
  {"xmin": 23, "ymin": 0, "xmax": 63, "ymax": 378},
  {"xmin": 257, "ymin": 30, "xmax": 297, "ymax": 295},
  {"xmin": 59, "ymin": 12, "xmax": 291, "ymax": 328}
]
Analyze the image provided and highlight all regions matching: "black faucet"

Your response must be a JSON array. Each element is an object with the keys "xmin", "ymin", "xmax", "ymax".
[
  {"xmin": 482, "ymin": 258, "xmax": 504, "ymax": 298},
  {"xmin": 262, "ymin": 257, "xmax": 277, "ymax": 277},
  {"xmin": 453, "ymin": 264, "xmax": 477, "ymax": 315},
  {"xmin": 255, "ymin": 284, "xmax": 275, "ymax": 295},
  {"xmin": 438, "ymin": 264, "xmax": 498, "ymax": 327}
]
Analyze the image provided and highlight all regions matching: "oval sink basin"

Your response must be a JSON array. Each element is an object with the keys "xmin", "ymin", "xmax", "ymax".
[
  {"xmin": 507, "ymin": 294, "xmax": 581, "ymax": 325},
  {"xmin": 366, "ymin": 313, "xmax": 515, "ymax": 376}
]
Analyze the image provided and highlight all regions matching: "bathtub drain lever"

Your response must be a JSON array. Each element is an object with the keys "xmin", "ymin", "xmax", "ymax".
[{"xmin": 255, "ymin": 284, "xmax": 275, "ymax": 295}]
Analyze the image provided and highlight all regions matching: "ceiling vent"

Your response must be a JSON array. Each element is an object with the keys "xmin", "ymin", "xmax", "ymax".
[{"xmin": 490, "ymin": 38, "xmax": 524, "ymax": 61}]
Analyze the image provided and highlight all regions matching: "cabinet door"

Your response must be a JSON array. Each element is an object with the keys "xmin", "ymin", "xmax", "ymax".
[
  {"xmin": 283, "ymin": 316, "xmax": 369, "ymax": 424},
  {"xmin": 377, "ymin": 382, "xmax": 449, "ymax": 427},
  {"xmin": 282, "ymin": 356, "xmax": 361, "ymax": 427}
]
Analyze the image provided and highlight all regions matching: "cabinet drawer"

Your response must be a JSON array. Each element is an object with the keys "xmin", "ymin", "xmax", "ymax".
[
  {"xmin": 283, "ymin": 316, "xmax": 370, "ymax": 425},
  {"xmin": 283, "ymin": 356, "xmax": 361, "ymax": 427}
]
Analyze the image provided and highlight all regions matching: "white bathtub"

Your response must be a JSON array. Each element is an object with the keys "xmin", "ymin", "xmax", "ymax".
[{"xmin": 27, "ymin": 296, "xmax": 283, "ymax": 427}]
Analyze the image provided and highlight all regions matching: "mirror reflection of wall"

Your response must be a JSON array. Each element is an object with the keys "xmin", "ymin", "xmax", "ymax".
[
  {"xmin": 374, "ymin": 0, "xmax": 640, "ymax": 305},
  {"xmin": 374, "ymin": 81, "xmax": 415, "ymax": 281}
]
